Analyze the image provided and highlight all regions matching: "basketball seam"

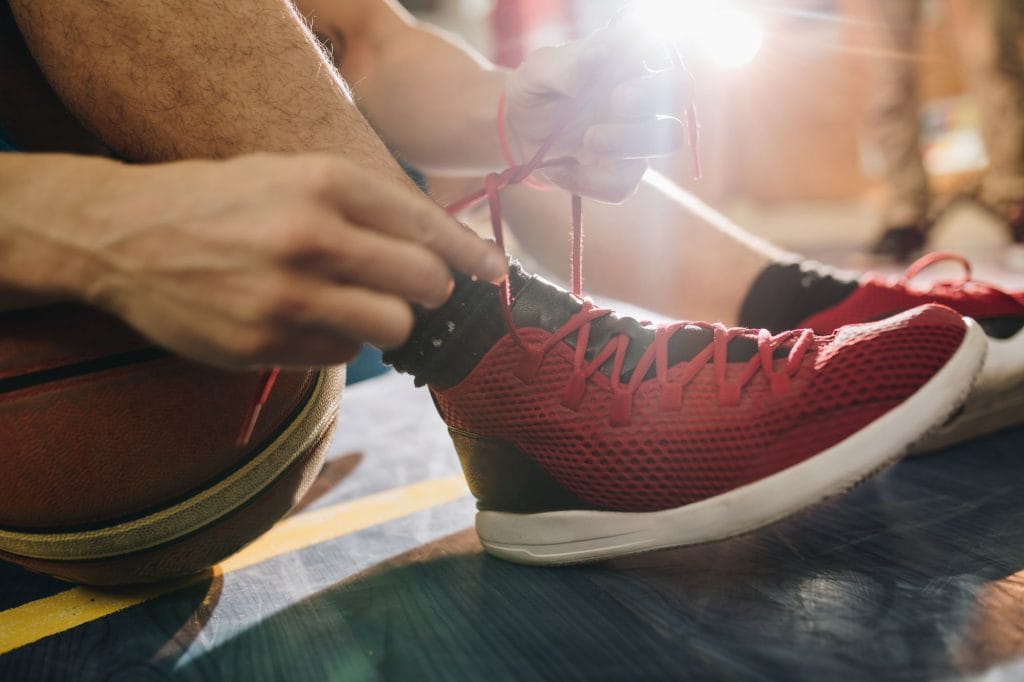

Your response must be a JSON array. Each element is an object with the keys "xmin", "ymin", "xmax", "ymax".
[
  {"xmin": 0, "ymin": 346, "xmax": 171, "ymax": 393},
  {"xmin": 0, "ymin": 370, "xmax": 316, "ymax": 534},
  {"xmin": 0, "ymin": 343, "xmax": 156, "ymax": 383}
]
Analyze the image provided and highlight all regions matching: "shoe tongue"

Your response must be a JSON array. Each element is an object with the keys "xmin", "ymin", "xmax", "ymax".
[{"xmin": 512, "ymin": 272, "xmax": 769, "ymax": 382}]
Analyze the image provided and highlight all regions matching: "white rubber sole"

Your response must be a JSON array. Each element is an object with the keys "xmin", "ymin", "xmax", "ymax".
[
  {"xmin": 477, "ymin": 320, "xmax": 987, "ymax": 565},
  {"xmin": 911, "ymin": 327, "xmax": 1024, "ymax": 454}
]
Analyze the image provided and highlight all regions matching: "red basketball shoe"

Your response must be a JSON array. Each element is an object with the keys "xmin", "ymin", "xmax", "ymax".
[
  {"xmin": 798, "ymin": 252, "xmax": 1024, "ymax": 452},
  {"xmin": 386, "ymin": 70, "xmax": 983, "ymax": 564},
  {"xmin": 388, "ymin": 266, "xmax": 985, "ymax": 564}
]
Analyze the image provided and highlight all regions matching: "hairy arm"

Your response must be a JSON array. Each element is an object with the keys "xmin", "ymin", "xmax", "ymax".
[
  {"xmin": 0, "ymin": 151, "xmax": 508, "ymax": 365},
  {"xmin": 298, "ymin": 0, "xmax": 689, "ymax": 200},
  {"xmin": 2, "ymin": 0, "xmax": 509, "ymax": 360},
  {"xmin": 0, "ymin": 153, "xmax": 117, "ymax": 310},
  {"xmin": 296, "ymin": 0, "xmax": 506, "ymax": 174}
]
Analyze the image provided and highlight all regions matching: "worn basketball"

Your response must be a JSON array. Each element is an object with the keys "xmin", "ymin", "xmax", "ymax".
[{"xmin": 0, "ymin": 304, "xmax": 344, "ymax": 586}]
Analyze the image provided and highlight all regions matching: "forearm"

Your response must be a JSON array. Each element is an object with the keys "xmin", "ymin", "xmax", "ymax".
[
  {"xmin": 298, "ymin": 0, "xmax": 507, "ymax": 174},
  {"xmin": 9, "ymin": 0, "xmax": 411, "ymax": 188},
  {"xmin": 0, "ymin": 153, "xmax": 122, "ymax": 307}
]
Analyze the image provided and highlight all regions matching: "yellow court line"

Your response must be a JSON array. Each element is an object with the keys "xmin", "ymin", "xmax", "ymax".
[{"xmin": 0, "ymin": 475, "xmax": 470, "ymax": 655}]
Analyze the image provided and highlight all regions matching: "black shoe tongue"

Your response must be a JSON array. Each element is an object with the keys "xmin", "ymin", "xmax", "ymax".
[
  {"xmin": 385, "ymin": 262, "xmax": 780, "ymax": 390},
  {"xmin": 512, "ymin": 273, "xmax": 769, "ymax": 383}
]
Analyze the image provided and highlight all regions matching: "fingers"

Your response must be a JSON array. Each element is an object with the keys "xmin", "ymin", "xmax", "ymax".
[
  {"xmin": 311, "ymin": 161, "xmax": 507, "ymax": 284},
  {"xmin": 266, "ymin": 335, "xmax": 362, "ymax": 369},
  {"xmin": 303, "ymin": 284, "xmax": 415, "ymax": 352},
  {"xmin": 583, "ymin": 118, "xmax": 684, "ymax": 159},
  {"xmin": 217, "ymin": 277, "xmax": 414, "ymax": 365},
  {"xmin": 613, "ymin": 70, "xmax": 694, "ymax": 118},
  {"xmin": 300, "ymin": 216, "xmax": 456, "ymax": 309},
  {"xmin": 321, "ymin": 287, "xmax": 415, "ymax": 352}
]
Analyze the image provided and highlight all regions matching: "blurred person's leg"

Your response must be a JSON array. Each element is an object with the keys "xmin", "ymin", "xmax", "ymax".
[
  {"xmin": 949, "ymin": 0, "xmax": 1024, "ymax": 241},
  {"xmin": 864, "ymin": 0, "xmax": 931, "ymax": 260}
]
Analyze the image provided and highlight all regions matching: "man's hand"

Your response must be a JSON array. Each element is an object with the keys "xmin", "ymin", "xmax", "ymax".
[
  {"xmin": 504, "ymin": 24, "xmax": 693, "ymax": 203},
  {"xmin": 0, "ymin": 153, "xmax": 506, "ymax": 368}
]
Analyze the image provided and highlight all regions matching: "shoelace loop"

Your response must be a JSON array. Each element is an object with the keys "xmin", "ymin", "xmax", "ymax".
[
  {"xmin": 901, "ymin": 251, "xmax": 973, "ymax": 288},
  {"xmin": 894, "ymin": 251, "xmax": 1019, "ymax": 303}
]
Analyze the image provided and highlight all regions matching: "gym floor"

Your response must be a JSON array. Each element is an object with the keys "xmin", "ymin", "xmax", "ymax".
[{"xmin": 3, "ymin": 219, "xmax": 1024, "ymax": 681}]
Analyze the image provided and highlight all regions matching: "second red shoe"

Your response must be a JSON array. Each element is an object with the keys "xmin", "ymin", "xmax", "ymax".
[{"xmin": 798, "ymin": 252, "xmax": 1024, "ymax": 452}]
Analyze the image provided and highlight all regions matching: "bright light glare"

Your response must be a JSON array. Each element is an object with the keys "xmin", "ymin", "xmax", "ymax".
[
  {"xmin": 697, "ymin": 9, "xmax": 763, "ymax": 68},
  {"xmin": 627, "ymin": 0, "xmax": 715, "ymax": 44},
  {"xmin": 627, "ymin": 1, "xmax": 764, "ymax": 69}
]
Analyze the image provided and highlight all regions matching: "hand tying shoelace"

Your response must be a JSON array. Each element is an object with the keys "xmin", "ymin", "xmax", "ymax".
[
  {"xmin": 366, "ymin": 25, "xmax": 984, "ymax": 564},
  {"xmin": 238, "ymin": 34, "xmax": 702, "ymax": 443},
  {"xmin": 435, "ymin": 46, "xmax": 817, "ymax": 427}
]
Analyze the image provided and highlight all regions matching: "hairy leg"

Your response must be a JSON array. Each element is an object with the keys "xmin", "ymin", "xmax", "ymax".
[
  {"xmin": 0, "ymin": 2, "xmax": 105, "ymax": 154},
  {"xmin": 8, "ymin": 0, "xmax": 408, "ymax": 189},
  {"xmin": 3, "ymin": 0, "xmax": 507, "ymax": 339}
]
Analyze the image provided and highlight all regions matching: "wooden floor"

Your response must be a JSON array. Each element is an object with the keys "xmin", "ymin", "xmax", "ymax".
[{"xmin": 2, "ymin": 366, "xmax": 1023, "ymax": 681}]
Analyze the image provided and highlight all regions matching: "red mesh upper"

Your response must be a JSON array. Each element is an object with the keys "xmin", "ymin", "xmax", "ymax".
[{"xmin": 434, "ymin": 305, "xmax": 966, "ymax": 512}]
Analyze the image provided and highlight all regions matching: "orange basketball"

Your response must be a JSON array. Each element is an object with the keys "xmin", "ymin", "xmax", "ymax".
[{"xmin": 0, "ymin": 304, "xmax": 344, "ymax": 585}]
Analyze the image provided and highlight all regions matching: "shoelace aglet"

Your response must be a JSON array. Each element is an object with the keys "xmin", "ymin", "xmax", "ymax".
[
  {"xmin": 236, "ymin": 367, "xmax": 280, "ymax": 446},
  {"xmin": 685, "ymin": 103, "xmax": 702, "ymax": 181}
]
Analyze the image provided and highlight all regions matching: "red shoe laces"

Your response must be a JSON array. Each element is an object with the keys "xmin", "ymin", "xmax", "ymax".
[
  {"xmin": 512, "ymin": 302, "xmax": 813, "ymax": 426},
  {"xmin": 889, "ymin": 250, "xmax": 1014, "ymax": 298},
  {"xmin": 441, "ymin": 52, "xmax": 811, "ymax": 425}
]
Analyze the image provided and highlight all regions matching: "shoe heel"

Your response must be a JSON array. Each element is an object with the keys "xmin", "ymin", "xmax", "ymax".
[{"xmin": 447, "ymin": 429, "xmax": 592, "ymax": 514}]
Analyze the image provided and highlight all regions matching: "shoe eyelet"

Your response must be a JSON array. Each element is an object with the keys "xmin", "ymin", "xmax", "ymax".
[
  {"xmin": 514, "ymin": 346, "xmax": 544, "ymax": 383},
  {"xmin": 718, "ymin": 384, "xmax": 741, "ymax": 407},
  {"xmin": 659, "ymin": 383, "xmax": 683, "ymax": 411},
  {"xmin": 610, "ymin": 391, "xmax": 633, "ymax": 427},
  {"xmin": 561, "ymin": 373, "xmax": 586, "ymax": 411},
  {"xmin": 770, "ymin": 373, "xmax": 791, "ymax": 396}
]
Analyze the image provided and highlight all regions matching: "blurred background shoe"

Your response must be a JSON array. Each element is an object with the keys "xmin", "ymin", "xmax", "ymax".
[{"xmin": 869, "ymin": 221, "xmax": 930, "ymax": 262}]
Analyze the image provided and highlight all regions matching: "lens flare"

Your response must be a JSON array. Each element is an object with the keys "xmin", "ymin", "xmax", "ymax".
[
  {"xmin": 627, "ymin": 1, "xmax": 764, "ymax": 68},
  {"xmin": 698, "ymin": 9, "xmax": 763, "ymax": 68}
]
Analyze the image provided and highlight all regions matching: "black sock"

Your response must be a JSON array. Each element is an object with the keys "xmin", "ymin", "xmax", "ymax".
[{"xmin": 737, "ymin": 260, "xmax": 859, "ymax": 333}]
